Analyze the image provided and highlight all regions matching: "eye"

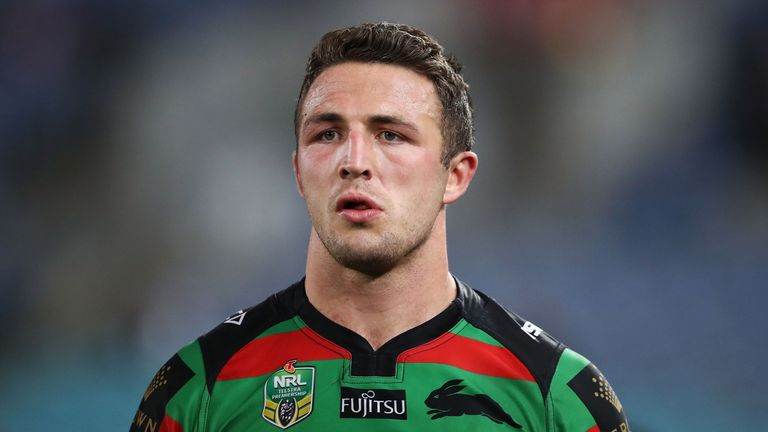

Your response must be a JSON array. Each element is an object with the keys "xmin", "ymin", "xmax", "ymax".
[
  {"xmin": 320, "ymin": 130, "xmax": 339, "ymax": 141},
  {"xmin": 380, "ymin": 131, "xmax": 402, "ymax": 142}
]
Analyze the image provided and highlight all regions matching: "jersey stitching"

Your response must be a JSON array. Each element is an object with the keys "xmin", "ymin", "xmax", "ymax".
[
  {"xmin": 545, "ymin": 388, "xmax": 555, "ymax": 432},
  {"xmin": 544, "ymin": 343, "xmax": 565, "ymax": 432},
  {"xmin": 198, "ymin": 379, "xmax": 211, "ymax": 431},
  {"xmin": 545, "ymin": 342, "xmax": 566, "ymax": 395}
]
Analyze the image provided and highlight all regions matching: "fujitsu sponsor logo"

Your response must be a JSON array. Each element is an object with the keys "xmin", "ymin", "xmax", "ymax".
[{"xmin": 340, "ymin": 388, "xmax": 407, "ymax": 420}]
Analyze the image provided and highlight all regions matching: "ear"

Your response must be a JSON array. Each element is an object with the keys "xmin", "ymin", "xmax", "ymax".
[
  {"xmin": 439, "ymin": 379, "xmax": 464, "ymax": 391},
  {"xmin": 443, "ymin": 151, "xmax": 478, "ymax": 205},
  {"xmin": 443, "ymin": 384, "xmax": 466, "ymax": 395},
  {"xmin": 292, "ymin": 150, "xmax": 305, "ymax": 198}
]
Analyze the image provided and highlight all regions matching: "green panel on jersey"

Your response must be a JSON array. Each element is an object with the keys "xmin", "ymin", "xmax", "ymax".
[
  {"xmin": 164, "ymin": 341, "xmax": 207, "ymax": 430},
  {"xmin": 452, "ymin": 321, "xmax": 505, "ymax": 347},
  {"xmin": 177, "ymin": 340, "xmax": 206, "ymax": 374},
  {"xmin": 256, "ymin": 318, "xmax": 305, "ymax": 340},
  {"xmin": 548, "ymin": 348, "xmax": 596, "ymax": 431}
]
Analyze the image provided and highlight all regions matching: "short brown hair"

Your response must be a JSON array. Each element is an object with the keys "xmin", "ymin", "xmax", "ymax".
[{"xmin": 295, "ymin": 22, "xmax": 474, "ymax": 166}]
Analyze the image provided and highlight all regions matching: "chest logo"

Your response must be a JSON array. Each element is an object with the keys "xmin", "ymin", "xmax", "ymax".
[
  {"xmin": 340, "ymin": 387, "xmax": 407, "ymax": 420},
  {"xmin": 425, "ymin": 379, "xmax": 522, "ymax": 428},
  {"xmin": 263, "ymin": 360, "xmax": 315, "ymax": 429}
]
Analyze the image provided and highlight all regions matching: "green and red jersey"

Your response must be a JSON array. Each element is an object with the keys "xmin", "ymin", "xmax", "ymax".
[{"xmin": 131, "ymin": 278, "xmax": 629, "ymax": 431}]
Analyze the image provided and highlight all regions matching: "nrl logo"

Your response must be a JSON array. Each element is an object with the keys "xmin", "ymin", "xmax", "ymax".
[{"xmin": 262, "ymin": 360, "xmax": 315, "ymax": 429}]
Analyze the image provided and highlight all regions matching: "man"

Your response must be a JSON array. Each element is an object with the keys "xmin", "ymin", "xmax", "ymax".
[{"xmin": 131, "ymin": 22, "xmax": 629, "ymax": 431}]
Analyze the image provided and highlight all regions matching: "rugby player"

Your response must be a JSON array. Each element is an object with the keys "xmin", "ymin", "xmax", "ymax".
[{"xmin": 131, "ymin": 22, "xmax": 629, "ymax": 431}]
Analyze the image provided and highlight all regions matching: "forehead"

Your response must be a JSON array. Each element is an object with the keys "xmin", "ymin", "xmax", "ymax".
[{"xmin": 300, "ymin": 62, "xmax": 441, "ymax": 127}]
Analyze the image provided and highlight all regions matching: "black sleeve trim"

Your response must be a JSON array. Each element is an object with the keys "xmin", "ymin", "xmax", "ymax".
[
  {"xmin": 131, "ymin": 353, "xmax": 195, "ymax": 432},
  {"xmin": 567, "ymin": 362, "xmax": 629, "ymax": 430}
]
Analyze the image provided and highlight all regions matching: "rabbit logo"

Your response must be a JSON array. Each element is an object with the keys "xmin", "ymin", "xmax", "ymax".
[{"xmin": 424, "ymin": 379, "xmax": 522, "ymax": 428}]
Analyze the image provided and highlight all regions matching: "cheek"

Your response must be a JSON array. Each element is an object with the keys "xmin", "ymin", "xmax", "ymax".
[
  {"xmin": 298, "ymin": 148, "xmax": 336, "ymax": 182},
  {"xmin": 388, "ymin": 154, "xmax": 446, "ymax": 200},
  {"xmin": 385, "ymin": 146, "xmax": 439, "ymax": 177}
]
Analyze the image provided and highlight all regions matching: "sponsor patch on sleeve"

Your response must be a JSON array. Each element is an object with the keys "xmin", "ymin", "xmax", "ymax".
[
  {"xmin": 567, "ymin": 363, "xmax": 629, "ymax": 431},
  {"xmin": 131, "ymin": 354, "xmax": 195, "ymax": 432}
]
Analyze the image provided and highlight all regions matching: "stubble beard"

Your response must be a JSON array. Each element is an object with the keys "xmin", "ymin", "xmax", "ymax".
[{"xmin": 313, "ymin": 209, "xmax": 440, "ymax": 277}]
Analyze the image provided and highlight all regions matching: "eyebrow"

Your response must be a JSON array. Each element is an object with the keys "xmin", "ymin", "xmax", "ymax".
[
  {"xmin": 368, "ymin": 115, "xmax": 419, "ymax": 133},
  {"xmin": 302, "ymin": 112, "xmax": 344, "ymax": 130},
  {"xmin": 301, "ymin": 112, "xmax": 419, "ymax": 133}
]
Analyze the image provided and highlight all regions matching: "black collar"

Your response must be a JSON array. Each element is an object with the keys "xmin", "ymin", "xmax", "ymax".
[{"xmin": 295, "ymin": 278, "xmax": 463, "ymax": 377}]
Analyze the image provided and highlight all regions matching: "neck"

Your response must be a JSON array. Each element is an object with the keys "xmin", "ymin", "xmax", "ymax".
[{"xmin": 304, "ymin": 213, "xmax": 456, "ymax": 350}]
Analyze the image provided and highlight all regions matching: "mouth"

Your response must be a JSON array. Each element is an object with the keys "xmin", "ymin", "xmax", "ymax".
[{"xmin": 336, "ymin": 193, "xmax": 383, "ymax": 223}]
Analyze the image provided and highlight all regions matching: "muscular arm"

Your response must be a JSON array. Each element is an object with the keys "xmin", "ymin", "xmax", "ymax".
[
  {"xmin": 548, "ymin": 349, "xmax": 630, "ymax": 432},
  {"xmin": 130, "ymin": 341, "xmax": 207, "ymax": 432}
]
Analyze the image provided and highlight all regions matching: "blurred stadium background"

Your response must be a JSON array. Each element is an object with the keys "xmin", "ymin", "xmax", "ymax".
[{"xmin": 1, "ymin": 0, "xmax": 766, "ymax": 430}]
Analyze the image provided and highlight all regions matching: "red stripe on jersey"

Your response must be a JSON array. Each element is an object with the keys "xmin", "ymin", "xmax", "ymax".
[
  {"xmin": 217, "ymin": 328, "xmax": 349, "ymax": 381},
  {"xmin": 159, "ymin": 415, "xmax": 183, "ymax": 432},
  {"xmin": 400, "ymin": 333, "xmax": 536, "ymax": 381},
  {"xmin": 586, "ymin": 426, "xmax": 600, "ymax": 432}
]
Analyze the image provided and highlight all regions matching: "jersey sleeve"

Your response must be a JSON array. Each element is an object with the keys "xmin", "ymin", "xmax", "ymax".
[
  {"xmin": 547, "ymin": 348, "xmax": 630, "ymax": 432},
  {"xmin": 130, "ymin": 340, "xmax": 208, "ymax": 432}
]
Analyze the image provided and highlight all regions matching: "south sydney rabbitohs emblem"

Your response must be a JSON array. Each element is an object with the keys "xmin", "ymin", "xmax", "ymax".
[
  {"xmin": 425, "ymin": 379, "xmax": 522, "ymax": 428},
  {"xmin": 263, "ymin": 360, "xmax": 315, "ymax": 429}
]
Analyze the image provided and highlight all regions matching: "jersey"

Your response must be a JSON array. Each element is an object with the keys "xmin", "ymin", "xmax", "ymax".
[{"xmin": 130, "ymin": 278, "xmax": 629, "ymax": 431}]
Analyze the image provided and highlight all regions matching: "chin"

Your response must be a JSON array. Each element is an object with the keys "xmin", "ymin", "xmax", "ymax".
[
  {"xmin": 331, "ymin": 245, "xmax": 398, "ymax": 275},
  {"xmin": 315, "ymin": 222, "xmax": 432, "ymax": 276}
]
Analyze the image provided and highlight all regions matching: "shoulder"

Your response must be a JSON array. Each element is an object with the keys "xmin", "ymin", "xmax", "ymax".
[
  {"xmin": 131, "ymin": 340, "xmax": 206, "ymax": 432},
  {"xmin": 130, "ymin": 280, "xmax": 305, "ymax": 431},
  {"xmin": 197, "ymin": 280, "xmax": 304, "ymax": 392},
  {"xmin": 455, "ymin": 279, "xmax": 629, "ymax": 430},
  {"xmin": 548, "ymin": 348, "xmax": 630, "ymax": 431},
  {"xmin": 455, "ymin": 279, "xmax": 565, "ymax": 399}
]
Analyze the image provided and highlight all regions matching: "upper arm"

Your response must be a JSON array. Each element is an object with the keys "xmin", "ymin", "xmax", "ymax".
[
  {"xmin": 130, "ymin": 340, "xmax": 207, "ymax": 432},
  {"xmin": 547, "ymin": 348, "xmax": 630, "ymax": 432}
]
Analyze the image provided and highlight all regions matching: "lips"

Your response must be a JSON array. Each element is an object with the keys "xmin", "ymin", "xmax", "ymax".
[{"xmin": 336, "ymin": 193, "xmax": 383, "ymax": 223}]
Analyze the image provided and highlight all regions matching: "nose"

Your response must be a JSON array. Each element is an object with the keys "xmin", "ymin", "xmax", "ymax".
[{"xmin": 339, "ymin": 130, "xmax": 372, "ymax": 180}]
